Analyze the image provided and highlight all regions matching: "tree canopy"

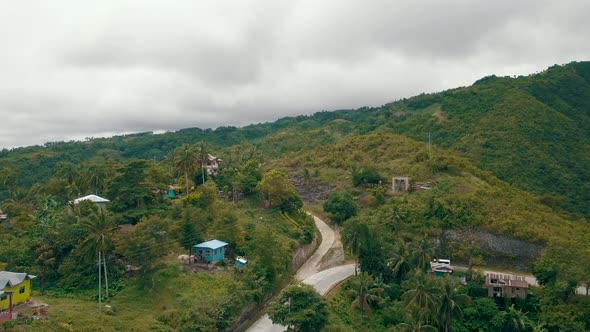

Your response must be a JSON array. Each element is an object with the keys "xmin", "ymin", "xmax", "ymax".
[{"xmin": 268, "ymin": 283, "xmax": 329, "ymax": 332}]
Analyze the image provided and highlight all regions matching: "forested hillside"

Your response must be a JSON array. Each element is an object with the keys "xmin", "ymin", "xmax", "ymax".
[
  {"xmin": 1, "ymin": 62, "xmax": 590, "ymax": 331},
  {"xmin": 2, "ymin": 62, "xmax": 588, "ymax": 217}
]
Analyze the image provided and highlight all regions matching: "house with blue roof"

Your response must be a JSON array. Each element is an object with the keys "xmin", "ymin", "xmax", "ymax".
[{"xmin": 193, "ymin": 239, "xmax": 228, "ymax": 264}]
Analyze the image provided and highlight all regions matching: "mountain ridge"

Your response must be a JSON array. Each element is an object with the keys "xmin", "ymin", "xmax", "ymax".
[{"xmin": 1, "ymin": 61, "xmax": 589, "ymax": 216}]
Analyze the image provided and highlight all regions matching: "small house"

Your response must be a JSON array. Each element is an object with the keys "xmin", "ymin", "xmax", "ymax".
[
  {"xmin": 0, "ymin": 210, "xmax": 7, "ymax": 222},
  {"xmin": 235, "ymin": 256, "xmax": 248, "ymax": 269},
  {"xmin": 166, "ymin": 185, "xmax": 177, "ymax": 199},
  {"xmin": 0, "ymin": 271, "xmax": 36, "ymax": 320},
  {"xmin": 72, "ymin": 194, "xmax": 110, "ymax": 208},
  {"xmin": 193, "ymin": 240, "xmax": 228, "ymax": 264},
  {"xmin": 485, "ymin": 273, "xmax": 528, "ymax": 299},
  {"xmin": 206, "ymin": 154, "xmax": 221, "ymax": 176}
]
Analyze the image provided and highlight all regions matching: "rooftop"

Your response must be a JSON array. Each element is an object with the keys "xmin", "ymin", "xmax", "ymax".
[
  {"xmin": 73, "ymin": 194, "xmax": 110, "ymax": 204},
  {"xmin": 194, "ymin": 239, "xmax": 228, "ymax": 250},
  {"xmin": 485, "ymin": 273, "xmax": 528, "ymax": 288},
  {"xmin": 0, "ymin": 271, "xmax": 36, "ymax": 289}
]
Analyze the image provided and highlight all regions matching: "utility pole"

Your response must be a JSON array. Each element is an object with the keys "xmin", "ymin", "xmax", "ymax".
[
  {"xmin": 98, "ymin": 251, "xmax": 102, "ymax": 316},
  {"xmin": 428, "ymin": 132, "xmax": 432, "ymax": 160}
]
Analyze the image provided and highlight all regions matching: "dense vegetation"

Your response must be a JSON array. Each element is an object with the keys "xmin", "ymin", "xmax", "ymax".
[
  {"xmin": 3, "ymin": 62, "xmax": 589, "ymax": 217},
  {"xmin": 1, "ymin": 62, "xmax": 589, "ymax": 330},
  {"xmin": 0, "ymin": 143, "xmax": 317, "ymax": 331},
  {"xmin": 281, "ymin": 132, "xmax": 590, "ymax": 331}
]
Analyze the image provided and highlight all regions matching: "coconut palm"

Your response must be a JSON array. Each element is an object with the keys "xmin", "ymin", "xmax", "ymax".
[
  {"xmin": 401, "ymin": 270, "xmax": 440, "ymax": 323},
  {"xmin": 0, "ymin": 167, "xmax": 16, "ymax": 196},
  {"xmin": 388, "ymin": 240, "xmax": 413, "ymax": 282},
  {"xmin": 436, "ymin": 278, "xmax": 471, "ymax": 332},
  {"xmin": 195, "ymin": 141, "xmax": 209, "ymax": 184},
  {"xmin": 342, "ymin": 220, "xmax": 369, "ymax": 275},
  {"xmin": 78, "ymin": 208, "xmax": 117, "ymax": 302},
  {"xmin": 173, "ymin": 144, "xmax": 199, "ymax": 196},
  {"xmin": 347, "ymin": 272, "xmax": 384, "ymax": 317},
  {"xmin": 81, "ymin": 159, "xmax": 109, "ymax": 195},
  {"xmin": 53, "ymin": 161, "xmax": 81, "ymax": 198},
  {"xmin": 502, "ymin": 304, "xmax": 531, "ymax": 332},
  {"xmin": 411, "ymin": 238, "xmax": 434, "ymax": 272}
]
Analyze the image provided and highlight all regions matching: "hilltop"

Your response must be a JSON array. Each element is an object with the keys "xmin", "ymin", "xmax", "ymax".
[{"xmin": 1, "ymin": 62, "xmax": 589, "ymax": 218}]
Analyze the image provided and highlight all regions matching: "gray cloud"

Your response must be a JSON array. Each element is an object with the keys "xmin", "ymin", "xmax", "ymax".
[{"xmin": 0, "ymin": 0, "xmax": 589, "ymax": 148}]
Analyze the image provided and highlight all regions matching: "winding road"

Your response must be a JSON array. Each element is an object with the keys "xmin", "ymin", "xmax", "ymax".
[
  {"xmin": 246, "ymin": 213, "xmax": 589, "ymax": 331},
  {"xmin": 246, "ymin": 213, "xmax": 355, "ymax": 332}
]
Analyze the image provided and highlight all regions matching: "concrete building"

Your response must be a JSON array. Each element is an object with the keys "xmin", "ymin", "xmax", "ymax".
[{"xmin": 485, "ymin": 273, "xmax": 528, "ymax": 299}]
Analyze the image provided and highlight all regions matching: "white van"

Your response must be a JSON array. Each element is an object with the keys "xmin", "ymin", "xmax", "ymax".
[{"xmin": 432, "ymin": 259, "xmax": 451, "ymax": 265}]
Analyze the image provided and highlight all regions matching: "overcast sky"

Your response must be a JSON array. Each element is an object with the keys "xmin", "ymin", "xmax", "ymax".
[{"xmin": 0, "ymin": 1, "xmax": 588, "ymax": 148}]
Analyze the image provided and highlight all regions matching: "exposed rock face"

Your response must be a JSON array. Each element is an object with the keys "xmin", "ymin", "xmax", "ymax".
[
  {"xmin": 291, "ymin": 176, "xmax": 335, "ymax": 204},
  {"xmin": 442, "ymin": 229, "xmax": 543, "ymax": 272}
]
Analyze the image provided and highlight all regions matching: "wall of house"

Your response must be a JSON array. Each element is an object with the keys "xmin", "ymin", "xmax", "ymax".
[
  {"xmin": 212, "ymin": 247, "xmax": 225, "ymax": 262},
  {"xmin": 0, "ymin": 293, "xmax": 9, "ymax": 311},
  {"xmin": 193, "ymin": 247, "xmax": 225, "ymax": 263},
  {"xmin": 0, "ymin": 279, "xmax": 31, "ymax": 310}
]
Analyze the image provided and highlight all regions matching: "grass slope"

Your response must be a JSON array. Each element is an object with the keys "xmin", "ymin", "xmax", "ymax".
[{"xmin": 270, "ymin": 132, "xmax": 589, "ymax": 244}]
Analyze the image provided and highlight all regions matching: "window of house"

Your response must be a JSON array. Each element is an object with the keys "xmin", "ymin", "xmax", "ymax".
[
  {"xmin": 214, "ymin": 249, "xmax": 217, "ymax": 255},
  {"xmin": 0, "ymin": 295, "xmax": 6, "ymax": 301},
  {"xmin": 205, "ymin": 250, "xmax": 210, "ymax": 256},
  {"xmin": 19, "ymin": 286, "xmax": 25, "ymax": 294}
]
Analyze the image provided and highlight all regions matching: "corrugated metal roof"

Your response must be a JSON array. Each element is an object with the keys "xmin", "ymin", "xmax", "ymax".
[
  {"xmin": 193, "ymin": 239, "xmax": 228, "ymax": 250},
  {"xmin": 73, "ymin": 194, "xmax": 110, "ymax": 204},
  {"xmin": 0, "ymin": 271, "xmax": 36, "ymax": 289}
]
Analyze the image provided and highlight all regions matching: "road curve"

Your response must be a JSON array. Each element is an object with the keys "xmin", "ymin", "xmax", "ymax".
[
  {"xmin": 296, "ymin": 212, "xmax": 336, "ymax": 280},
  {"xmin": 246, "ymin": 213, "xmax": 351, "ymax": 332},
  {"xmin": 247, "ymin": 264, "xmax": 356, "ymax": 332}
]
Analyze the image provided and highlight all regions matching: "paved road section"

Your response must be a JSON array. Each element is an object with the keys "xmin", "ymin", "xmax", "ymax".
[
  {"xmin": 247, "ymin": 264, "xmax": 356, "ymax": 332},
  {"xmin": 295, "ymin": 213, "xmax": 335, "ymax": 280},
  {"xmin": 246, "ymin": 213, "xmax": 348, "ymax": 332}
]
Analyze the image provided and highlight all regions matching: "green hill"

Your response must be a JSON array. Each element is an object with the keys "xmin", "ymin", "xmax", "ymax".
[
  {"xmin": 1, "ymin": 61, "xmax": 589, "ymax": 217},
  {"xmin": 1, "ymin": 62, "xmax": 590, "ymax": 331},
  {"xmin": 269, "ymin": 131, "xmax": 588, "ymax": 246}
]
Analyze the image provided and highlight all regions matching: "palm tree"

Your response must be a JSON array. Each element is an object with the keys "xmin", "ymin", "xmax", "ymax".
[
  {"xmin": 388, "ymin": 240, "xmax": 413, "ymax": 282},
  {"xmin": 411, "ymin": 239, "xmax": 434, "ymax": 272},
  {"xmin": 347, "ymin": 272, "xmax": 384, "ymax": 317},
  {"xmin": 0, "ymin": 167, "xmax": 16, "ymax": 197},
  {"xmin": 436, "ymin": 278, "xmax": 471, "ymax": 332},
  {"xmin": 173, "ymin": 144, "xmax": 199, "ymax": 196},
  {"xmin": 78, "ymin": 208, "xmax": 117, "ymax": 304},
  {"xmin": 53, "ymin": 161, "xmax": 81, "ymax": 198},
  {"xmin": 401, "ymin": 271, "xmax": 440, "ymax": 324},
  {"xmin": 81, "ymin": 160, "xmax": 109, "ymax": 195},
  {"xmin": 195, "ymin": 141, "xmax": 209, "ymax": 185},
  {"xmin": 502, "ymin": 304, "xmax": 531, "ymax": 332},
  {"xmin": 342, "ymin": 221, "xmax": 369, "ymax": 275}
]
